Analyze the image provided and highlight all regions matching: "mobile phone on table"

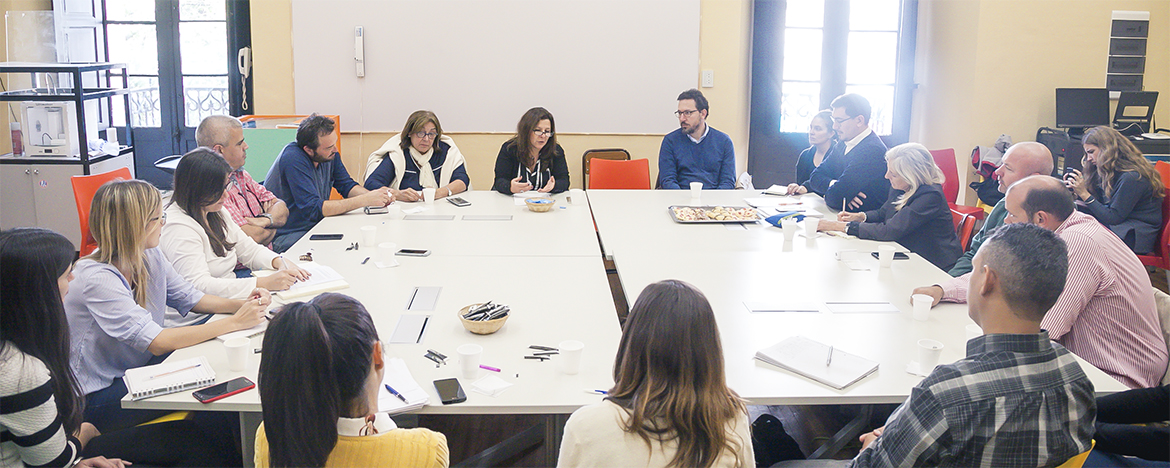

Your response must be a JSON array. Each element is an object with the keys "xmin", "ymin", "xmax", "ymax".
[
  {"xmin": 433, "ymin": 378, "xmax": 466, "ymax": 405},
  {"xmin": 447, "ymin": 197, "xmax": 471, "ymax": 207},
  {"xmin": 309, "ymin": 234, "xmax": 344, "ymax": 241},
  {"xmin": 364, "ymin": 206, "xmax": 389, "ymax": 215},
  {"xmin": 193, "ymin": 377, "xmax": 255, "ymax": 403},
  {"xmin": 396, "ymin": 249, "xmax": 432, "ymax": 257},
  {"xmin": 870, "ymin": 251, "xmax": 910, "ymax": 260}
]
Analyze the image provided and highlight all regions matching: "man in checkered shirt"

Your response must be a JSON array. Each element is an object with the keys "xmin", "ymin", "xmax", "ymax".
[
  {"xmin": 847, "ymin": 223, "xmax": 1096, "ymax": 467},
  {"xmin": 196, "ymin": 115, "xmax": 289, "ymax": 246}
]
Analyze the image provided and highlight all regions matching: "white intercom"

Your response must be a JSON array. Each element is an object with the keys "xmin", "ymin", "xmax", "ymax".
[{"xmin": 355, "ymin": 26, "xmax": 365, "ymax": 77}]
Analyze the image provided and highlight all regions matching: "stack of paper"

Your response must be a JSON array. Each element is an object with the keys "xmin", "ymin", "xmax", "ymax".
[
  {"xmin": 755, "ymin": 336, "xmax": 879, "ymax": 390},
  {"xmin": 378, "ymin": 358, "xmax": 429, "ymax": 414},
  {"xmin": 272, "ymin": 263, "xmax": 349, "ymax": 300},
  {"xmin": 123, "ymin": 356, "xmax": 216, "ymax": 401}
]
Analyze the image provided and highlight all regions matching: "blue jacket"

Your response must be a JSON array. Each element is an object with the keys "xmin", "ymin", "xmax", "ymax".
[
  {"xmin": 804, "ymin": 132, "xmax": 890, "ymax": 212},
  {"xmin": 657, "ymin": 126, "xmax": 736, "ymax": 189},
  {"xmin": 264, "ymin": 142, "xmax": 360, "ymax": 251}
]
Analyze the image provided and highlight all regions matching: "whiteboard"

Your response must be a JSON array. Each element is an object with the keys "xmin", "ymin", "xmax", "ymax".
[{"xmin": 291, "ymin": 0, "xmax": 700, "ymax": 134}]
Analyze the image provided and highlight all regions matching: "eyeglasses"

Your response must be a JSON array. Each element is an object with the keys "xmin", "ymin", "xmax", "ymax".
[
  {"xmin": 831, "ymin": 115, "xmax": 856, "ymax": 124},
  {"xmin": 675, "ymin": 110, "xmax": 700, "ymax": 118},
  {"xmin": 149, "ymin": 212, "xmax": 168, "ymax": 225},
  {"xmin": 532, "ymin": 129, "xmax": 553, "ymax": 137},
  {"xmin": 413, "ymin": 131, "xmax": 438, "ymax": 140}
]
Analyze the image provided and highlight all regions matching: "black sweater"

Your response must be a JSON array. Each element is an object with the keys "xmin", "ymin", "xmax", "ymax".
[
  {"xmin": 492, "ymin": 141, "xmax": 570, "ymax": 194},
  {"xmin": 846, "ymin": 184, "xmax": 962, "ymax": 271}
]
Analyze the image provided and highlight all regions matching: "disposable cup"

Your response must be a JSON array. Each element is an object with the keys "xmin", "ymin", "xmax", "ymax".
[
  {"xmin": 804, "ymin": 218, "xmax": 819, "ymax": 237},
  {"xmin": 377, "ymin": 242, "xmax": 397, "ymax": 264},
  {"xmin": 422, "ymin": 188, "xmax": 436, "ymax": 204},
  {"xmin": 917, "ymin": 339, "xmax": 944, "ymax": 373},
  {"xmin": 911, "ymin": 294, "xmax": 932, "ymax": 321},
  {"xmin": 781, "ymin": 219, "xmax": 797, "ymax": 241},
  {"xmin": 569, "ymin": 188, "xmax": 586, "ymax": 206},
  {"xmin": 878, "ymin": 245, "xmax": 896, "ymax": 268},
  {"xmin": 360, "ymin": 225, "xmax": 377, "ymax": 247},
  {"xmin": 224, "ymin": 337, "xmax": 250, "ymax": 372},
  {"xmin": 457, "ymin": 343, "xmax": 483, "ymax": 380},
  {"xmin": 559, "ymin": 340, "xmax": 584, "ymax": 375},
  {"xmin": 689, "ymin": 182, "xmax": 702, "ymax": 198}
]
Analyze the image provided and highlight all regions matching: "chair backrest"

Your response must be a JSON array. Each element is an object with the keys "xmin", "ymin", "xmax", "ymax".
[
  {"xmin": 71, "ymin": 167, "xmax": 133, "ymax": 256},
  {"xmin": 930, "ymin": 148, "xmax": 959, "ymax": 203},
  {"xmin": 1055, "ymin": 439, "xmax": 1095, "ymax": 468},
  {"xmin": 1155, "ymin": 160, "xmax": 1170, "ymax": 189},
  {"xmin": 589, "ymin": 158, "xmax": 651, "ymax": 190},
  {"xmin": 950, "ymin": 208, "xmax": 977, "ymax": 252},
  {"xmin": 1141, "ymin": 188, "xmax": 1170, "ymax": 268},
  {"xmin": 581, "ymin": 148, "xmax": 630, "ymax": 189}
]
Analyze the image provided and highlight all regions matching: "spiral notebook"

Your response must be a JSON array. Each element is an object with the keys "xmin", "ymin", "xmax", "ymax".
[
  {"xmin": 755, "ymin": 336, "xmax": 878, "ymax": 390},
  {"xmin": 123, "ymin": 356, "xmax": 216, "ymax": 401}
]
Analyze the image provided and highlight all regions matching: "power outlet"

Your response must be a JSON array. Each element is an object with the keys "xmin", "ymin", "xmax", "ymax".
[{"xmin": 701, "ymin": 70, "xmax": 714, "ymax": 88}]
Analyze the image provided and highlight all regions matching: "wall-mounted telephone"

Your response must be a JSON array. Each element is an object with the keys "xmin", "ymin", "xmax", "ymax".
[{"xmin": 237, "ymin": 47, "xmax": 252, "ymax": 110}]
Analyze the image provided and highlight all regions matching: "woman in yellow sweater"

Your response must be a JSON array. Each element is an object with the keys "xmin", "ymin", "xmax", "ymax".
[{"xmin": 255, "ymin": 293, "xmax": 448, "ymax": 468}]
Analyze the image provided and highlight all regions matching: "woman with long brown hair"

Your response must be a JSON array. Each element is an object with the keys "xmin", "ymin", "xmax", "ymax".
[
  {"xmin": 492, "ymin": 107, "xmax": 570, "ymax": 194},
  {"xmin": 1065, "ymin": 125, "xmax": 1164, "ymax": 254},
  {"xmin": 558, "ymin": 280, "xmax": 752, "ymax": 468}
]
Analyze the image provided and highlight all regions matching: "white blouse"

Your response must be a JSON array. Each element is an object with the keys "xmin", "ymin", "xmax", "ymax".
[{"xmin": 160, "ymin": 204, "xmax": 279, "ymax": 327}]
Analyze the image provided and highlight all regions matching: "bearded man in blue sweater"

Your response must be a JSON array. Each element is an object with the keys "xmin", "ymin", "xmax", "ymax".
[{"xmin": 657, "ymin": 89, "xmax": 737, "ymax": 190}]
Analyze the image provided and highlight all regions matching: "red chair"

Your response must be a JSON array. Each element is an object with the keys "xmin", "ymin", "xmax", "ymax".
[
  {"xmin": 71, "ymin": 167, "xmax": 133, "ymax": 256},
  {"xmin": 1155, "ymin": 161, "xmax": 1170, "ymax": 187},
  {"xmin": 931, "ymin": 148, "xmax": 986, "ymax": 221},
  {"xmin": 588, "ymin": 158, "xmax": 651, "ymax": 190},
  {"xmin": 581, "ymin": 148, "xmax": 631, "ymax": 189},
  {"xmin": 1137, "ymin": 188, "xmax": 1170, "ymax": 285},
  {"xmin": 950, "ymin": 208, "xmax": 978, "ymax": 252}
]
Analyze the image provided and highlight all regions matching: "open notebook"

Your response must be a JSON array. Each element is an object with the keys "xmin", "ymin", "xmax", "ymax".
[
  {"xmin": 123, "ymin": 356, "xmax": 215, "ymax": 401},
  {"xmin": 755, "ymin": 336, "xmax": 879, "ymax": 390},
  {"xmin": 377, "ymin": 358, "xmax": 430, "ymax": 414},
  {"xmin": 270, "ymin": 262, "xmax": 349, "ymax": 300}
]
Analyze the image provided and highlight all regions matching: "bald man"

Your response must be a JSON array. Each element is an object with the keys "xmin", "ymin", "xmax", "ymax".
[
  {"xmin": 196, "ymin": 115, "xmax": 289, "ymax": 245},
  {"xmin": 915, "ymin": 175, "xmax": 1168, "ymax": 389},
  {"xmin": 949, "ymin": 142, "xmax": 1054, "ymax": 276}
]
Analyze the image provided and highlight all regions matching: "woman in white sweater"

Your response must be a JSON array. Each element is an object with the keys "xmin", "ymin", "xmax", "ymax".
[
  {"xmin": 161, "ymin": 148, "xmax": 308, "ymax": 327},
  {"xmin": 558, "ymin": 280, "xmax": 753, "ymax": 468}
]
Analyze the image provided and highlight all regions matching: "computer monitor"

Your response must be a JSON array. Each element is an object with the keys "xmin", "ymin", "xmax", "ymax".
[
  {"xmin": 1113, "ymin": 91, "xmax": 1158, "ymax": 134},
  {"xmin": 1056, "ymin": 88, "xmax": 1110, "ymax": 130}
]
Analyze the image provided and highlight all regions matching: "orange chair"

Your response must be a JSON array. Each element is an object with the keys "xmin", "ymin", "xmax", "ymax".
[
  {"xmin": 71, "ymin": 167, "xmax": 133, "ymax": 256},
  {"xmin": 589, "ymin": 158, "xmax": 651, "ymax": 190},
  {"xmin": 1137, "ymin": 188, "xmax": 1170, "ymax": 285},
  {"xmin": 581, "ymin": 149, "xmax": 630, "ymax": 189},
  {"xmin": 1155, "ymin": 160, "xmax": 1170, "ymax": 187},
  {"xmin": 931, "ymin": 148, "xmax": 986, "ymax": 221},
  {"xmin": 950, "ymin": 208, "xmax": 978, "ymax": 252}
]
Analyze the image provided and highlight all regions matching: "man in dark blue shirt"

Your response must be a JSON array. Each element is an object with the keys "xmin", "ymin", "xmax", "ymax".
[
  {"xmin": 657, "ymin": 89, "xmax": 736, "ymax": 190},
  {"xmin": 790, "ymin": 94, "xmax": 890, "ymax": 212},
  {"xmin": 264, "ymin": 115, "xmax": 392, "ymax": 252}
]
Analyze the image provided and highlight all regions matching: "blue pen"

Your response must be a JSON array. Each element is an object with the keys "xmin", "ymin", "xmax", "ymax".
[
  {"xmin": 384, "ymin": 384, "xmax": 408, "ymax": 403},
  {"xmin": 583, "ymin": 389, "xmax": 608, "ymax": 395}
]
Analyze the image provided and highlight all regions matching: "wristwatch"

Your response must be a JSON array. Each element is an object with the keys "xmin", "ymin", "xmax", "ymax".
[{"xmin": 257, "ymin": 213, "xmax": 274, "ymax": 227}]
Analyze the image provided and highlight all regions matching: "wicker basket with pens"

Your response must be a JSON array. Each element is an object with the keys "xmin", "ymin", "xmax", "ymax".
[{"xmin": 458, "ymin": 302, "xmax": 510, "ymax": 335}]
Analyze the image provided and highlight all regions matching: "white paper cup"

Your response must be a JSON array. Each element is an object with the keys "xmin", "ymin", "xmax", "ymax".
[
  {"xmin": 804, "ymin": 218, "xmax": 819, "ymax": 237},
  {"xmin": 376, "ymin": 242, "xmax": 397, "ymax": 264},
  {"xmin": 966, "ymin": 324, "xmax": 983, "ymax": 340},
  {"xmin": 559, "ymin": 340, "xmax": 584, "ymax": 375},
  {"xmin": 569, "ymin": 188, "xmax": 586, "ymax": 206},
  {"xmin": 878, "ymin": 245, "xmax": 896, "ymax": 268},
  {"xmin": 422, "ymin": 188, "xmax": 436, "ymax": 204},
  {"xmin": 781, "ymin": 219, "xmax": 797, "ymax": 241},
  {"xmin": 224, "ymin": 337, "xmax": 250, "ymax": 372},
  {"xmin": 360, "ymin": 225, "xmax": 377, "ymax": 247},
  {"xmin": 457, "ymin": 343, "xmax": 483, "ymax": 380},
  {"xmin": 911, "ymin": 294, "xmax": 932, "ymax": 321},
  {"xmin": 689, "ymin": 182, "xmax": 702, "ymax": 198},
  {"xmin": 917, "ymin": 339, "xmax": 943, "ymax": 373}
]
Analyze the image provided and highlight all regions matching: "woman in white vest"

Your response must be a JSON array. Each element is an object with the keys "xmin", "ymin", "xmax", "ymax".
[{"xmin": 364, "ymin": 110, "xmax": 470, "ymax": 201}]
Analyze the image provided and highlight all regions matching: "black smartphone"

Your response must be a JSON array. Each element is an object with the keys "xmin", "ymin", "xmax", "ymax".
[
  {"xmin": 396, "ymin": 249, "xmax": 432, "ymax": 257},
  {"xmin": 433, "ymin": 378, "xmax": 466, "ymax": 405},
  {"xmin": 447, "ymin": 197, "xmax": 471, "ymax": 207},
  {"xmin": 871, "ymin": 251, "xmax": 910, "ymax": 260},
  {"xmin": 193, "ymin": 377, "xmax": 255, "ymax": 404},
  {"xmin": 309, "ymin": 234, "xmax": 344, "ymax": 241}
]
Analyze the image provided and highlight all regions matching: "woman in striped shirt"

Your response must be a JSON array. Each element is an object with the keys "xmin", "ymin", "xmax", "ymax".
[{"xmin": 0, "ymin": 228, "xmax": 126, "ymax": 468}]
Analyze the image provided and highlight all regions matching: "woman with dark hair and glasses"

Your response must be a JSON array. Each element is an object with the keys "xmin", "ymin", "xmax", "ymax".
[
  {"xmin": 256, "ymin": 293, "xmax": 448, "ymax": 467},
  {"xmin": 492, "ymin": 107, "xmax": 570, "ymax": 194},
  {"xmin": 558, "ymin": 280, "xmax": 753, "ymax": 468},
  {"xmin": 364, "ymin": 110, "xmax": 470, "ymax": 202},
  {"xmin": 161, "ymin": 148, "xmax": 309, "ymax": 327}
]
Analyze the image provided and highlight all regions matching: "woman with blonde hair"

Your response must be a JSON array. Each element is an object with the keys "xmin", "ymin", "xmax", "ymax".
[
  {"xmin": 818, "ymin": 143, "xmax": 962, "ymax": 270},
  {"xmin": 558, "ymin": 280, "xmax": 752, "ymax": 468},
  {"xmin": 64, "ymin": 179, "xmax": 269, "ymax": 431},
  {"xmin": 363, "ymin": 110, "xmax": 470, "ymax": 202},
  {"xmin": 1065, "ymin": 125, "xmax": 1164, "ymax": 254}
]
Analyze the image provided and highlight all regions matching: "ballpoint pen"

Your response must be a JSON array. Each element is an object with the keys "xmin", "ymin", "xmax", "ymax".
[
  {"xmin": 384, "ymin": 384, "xmax": 408, "ymax": 403},
  {"xmin": 826, "ymin": 345, "xmax": 834, "ymax": 366}
]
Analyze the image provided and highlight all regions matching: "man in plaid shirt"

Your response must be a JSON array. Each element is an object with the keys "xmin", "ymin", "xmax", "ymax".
[
  {"xmin": 848, "ymin": 223, "xmax": 1095, "ymax": 467},
  {"xmin": 196, "ymin": 115, "xmax": 289, "ymax": 246}
]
